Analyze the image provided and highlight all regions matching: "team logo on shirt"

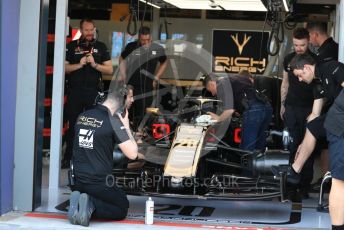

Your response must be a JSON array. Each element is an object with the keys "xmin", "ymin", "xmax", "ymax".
[
  {"xmin": 77, "ymin": 116, "xmax": 103, "ymax": 128},
  {"xmin": 79, "ymin": 129, "xmax": 95, "ymax": 149}
]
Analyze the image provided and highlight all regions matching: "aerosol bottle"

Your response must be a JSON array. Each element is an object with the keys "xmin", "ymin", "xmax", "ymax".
[{"xmin": 145, "ymin": 197, "xmax": 154, "ymax": 224}]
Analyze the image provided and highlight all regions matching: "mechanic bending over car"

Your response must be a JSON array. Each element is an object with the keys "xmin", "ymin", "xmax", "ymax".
[
  {"xmin": 203, "ymin": 70, "xmax": 272, "ymax": 152},
  {"xmin": 272, "ymin": 53, "xmax": 344, "ymax": 230},
  {"xmin": 67, "ymin": 89, "xmax": 144, "ymax": 227}
]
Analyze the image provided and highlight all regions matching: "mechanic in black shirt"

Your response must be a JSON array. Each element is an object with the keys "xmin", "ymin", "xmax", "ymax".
[
  {"xmin": 280, "ymin": 28, "xmax": 317, "ymax": 197},
  {"xmin": 119, "ymin": 26, "xmax": 167, "ymax": 132},
  {"xmin": 67, "ymin": 89, "xmax": 144, "ymax": 227},
  {"xmin": 306, "ymin": 22, "xmax": 338, "ymax": 64},
  {"xmin": 203, "ymin": 71, "xmax": 272, "ymax": 152},
  {"xmin": 306, "ymin": 21, "xmax": 339, "ymax": 186},
  {"xmin": 63, "ymin": 19, "xmax": 113, "ymax": 168},
  {"xmin": 273, "ymin": 54, "xmax": 344, "ymax": 189},
  {"xmin": 324, "ymin": 87, "xmax": 344, "ymax": 230},
  {"xmin": 324, "ymin": 89, "xmax": 344, "ymax": 230},
  {"xmin": 291, "ymin": 55, "xmax": 344, "ymax": 229}
]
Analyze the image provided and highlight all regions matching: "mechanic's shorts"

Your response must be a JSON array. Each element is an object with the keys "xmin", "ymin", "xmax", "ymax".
[
  {"xmin": 307, "ymin": 115, "xmax": 328, "ymax": 149},
  {"xmin": 327, "ymin": 132, "xmax": 344, "ymax": 180}
]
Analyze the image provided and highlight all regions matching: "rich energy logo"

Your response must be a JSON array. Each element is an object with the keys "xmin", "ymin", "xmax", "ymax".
[
  {"xmin": 79, "ymin": 129, "xmax": 95, "ymax": 149},
  {"xmin": 214, "ymin": 56, "xmax": 266, "ymax": 73},
  {"xmin": 213, "ymin": 32, "xmax": 267, "ymax": 74},
  {"xmin": 231, "ymin": 33, "xmax": 251, "ymax": 55},
  {"xmin": 77, "ymin": 116, "xmax": 103, "ymax": 128}
]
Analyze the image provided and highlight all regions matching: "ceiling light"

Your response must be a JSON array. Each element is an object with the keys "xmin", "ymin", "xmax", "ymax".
[
  {"xmin": 163, "ymin": 0, "xmax": 267, "ymax": 11},
  {"xmin": 139, "ymin": 0, "xmax": 161, "ymax": 9},
  {"xmin": 282, "ymin": 0, "xmax": 290, "ymax": 12}
]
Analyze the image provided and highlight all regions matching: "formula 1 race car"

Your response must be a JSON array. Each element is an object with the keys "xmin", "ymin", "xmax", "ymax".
[{"xmin": 112, "ymin": 96, "xmax": 291, "ymax": 201}]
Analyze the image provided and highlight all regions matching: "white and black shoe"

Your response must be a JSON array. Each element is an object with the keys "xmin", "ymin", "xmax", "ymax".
[
  {"xmin": 67, "ymin": 191, "xmax": 80, "ymax": 225},
  {"xmin": 78, "ymin": 193, "xmax": 95, "ymax": 227}
]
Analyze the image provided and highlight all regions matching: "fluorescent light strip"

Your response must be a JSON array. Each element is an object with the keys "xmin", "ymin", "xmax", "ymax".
[
  {"xmin": 163, "ymin": 0, "xmax": 267, "ymax": 11},
  {"xmin": 139, "ymin": 0, "xmax": 161, "ymax": 9},
  {"xmin": 282, "ymin": 0, "xmax": 289, "ymax": 12}
]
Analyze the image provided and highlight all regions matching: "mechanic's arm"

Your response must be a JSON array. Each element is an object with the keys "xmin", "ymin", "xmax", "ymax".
[
  {"xmin": 307, "ymin": 98, "xmax": 324, "ymax": 122},
  {"xmin": 280, "ymin": 70, "xmax": 289, "ymax": 120},
  {"xmin": 153, "ymin": 60, "xmax": 168, "ymax": 89},
  {"xmin": 118, "ymin": 56, "xmax": 126, "ymax": 82},
  {"xmin": 94, "ymin": 59, "xmax": 113, "ymax": 75},
  {"xmin": 208, "ymin": 109, "xmax": 235, "ymax": 122},
  {"xmin": 86, "ymin": 54, "xmax": 113, "ymax": 75},
  {"xmin": 155, "ymin": 60, "xmax": 168, "ymax": 81},
  {"xmin": 117, "ymin": 110, "xmax": 144, "ymax": 160},
  {"xmin": 65, "ymin": 59, "xmax": 86, "ymax": 74},
  {"xmin": 118, "ymin": 140, "xmax": 144, "ymax": 160}
]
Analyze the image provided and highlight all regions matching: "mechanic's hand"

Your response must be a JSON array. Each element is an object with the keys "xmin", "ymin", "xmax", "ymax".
[
  {"xmin": 80, "ymin": 56, "xmax": 87, "ymax": 66},
  {"xmin": 137, "ymin": 152, "xmax": 145, "ymax": 160},
  {"xmin": 86, "ymin": 54, "xmax": 96, "ymax": 66},
  {"xmin": 207, "ymin": 112, "xmax": 219, "ymax": 121},
  {"xmin": 117, "ymin": 109, "xmax": 130, "ymax": 130},
  {"xmin": 127, "ymin": 152, "xmax": 145, "ymax": 169},
  {"xmin": 117, "ymin": 74, "xmax": 126, "ymax": 83},
  {"xmin": 233, "ymin": 111, "xmax": 240, "ymax": 117},
  {"xmin": 280, "ymin": 105, "xmax": 285, "ymax": 121},
  {"xmin": 153, "ymin": 79, "xmax": 159, "ymax": 89}
]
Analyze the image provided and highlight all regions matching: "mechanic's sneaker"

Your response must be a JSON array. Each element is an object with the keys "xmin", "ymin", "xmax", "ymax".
[
  {"xmin": 271, "ymin": 165, "xmax": 300, "ymax": 184},
  {"xmin": 68, "ymin": 191, "xmax": 80, "ymax": 225},
  {"xmin": 78, "ymin": 193, "xmax": 95, "ymax": 227}
]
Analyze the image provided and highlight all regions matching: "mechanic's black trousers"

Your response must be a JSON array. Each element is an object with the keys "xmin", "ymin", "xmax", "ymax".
[
  {"xmin": 284, "ymin": 105, "xmax": 315, "ymax": 189},
  {"xmin": 74, "ymin": 181, "xmax": 129, "ymax": 220},
  {"xmin": 129, "ymin": 89, "xmax": 153, "ymax": 131}
]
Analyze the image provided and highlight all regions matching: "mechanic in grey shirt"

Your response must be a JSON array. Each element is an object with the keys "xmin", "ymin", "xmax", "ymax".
[{"xmin": 203, "ymin": 72, "xmax": 272, "ymax": 152}]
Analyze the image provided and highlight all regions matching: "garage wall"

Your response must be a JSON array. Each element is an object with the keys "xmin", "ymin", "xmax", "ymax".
[
  {"xmin": 69, "ymin": 17, "xmax": 295, "ymax": 79},
  {"xmin": 70, "ymin": 18, "xmax": 291, "ymax": 54},
  {"xmin": 0, "ymin": 0, "xmax": 20, "ymax": 215},
  {"xmin": 13, "ymin": 0, "xmax": 42, "ymax": 212}
]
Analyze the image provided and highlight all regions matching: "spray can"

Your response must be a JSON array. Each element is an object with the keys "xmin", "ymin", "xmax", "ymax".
[{"xmin": 145, "ymin": 197, "xmax": 154, "ymax": 224}]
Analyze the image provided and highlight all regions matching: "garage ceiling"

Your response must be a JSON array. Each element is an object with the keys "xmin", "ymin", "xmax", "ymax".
[{"xmin": 64, "ymin": 0, "xmax": 337, "ymax": 21}]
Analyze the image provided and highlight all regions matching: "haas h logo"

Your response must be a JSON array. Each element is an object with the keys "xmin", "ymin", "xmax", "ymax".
[{"xmin": 231, "ymin": 33, "xmax": 252, "ymax": 55}]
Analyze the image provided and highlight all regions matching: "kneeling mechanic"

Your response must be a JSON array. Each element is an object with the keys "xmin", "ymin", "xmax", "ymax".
[{"xmin": 68, "ymin": 89, "xmax": 144, "ymax": 227}]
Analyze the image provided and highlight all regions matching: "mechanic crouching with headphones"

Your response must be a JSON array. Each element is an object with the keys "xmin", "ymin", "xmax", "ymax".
[
  {"xmin": 203, "ymin": 70, "xmax": 272, "ymax": 152},
  {"xmin": 67, "ymin": 89, "xmax": 144, "ymax": 227}
]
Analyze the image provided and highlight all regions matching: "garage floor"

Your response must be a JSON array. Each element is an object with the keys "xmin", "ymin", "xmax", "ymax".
[
  {"xmin": 1, "ymin": 183, "xmax": 328, "ymax": 230},
  {"xmin": 0, "ymin": 158, "xmax": 331, "ymax": 229},
  {"xmin": 0, "ymin": 190, "xmax": 331, "ymax": 229}
]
